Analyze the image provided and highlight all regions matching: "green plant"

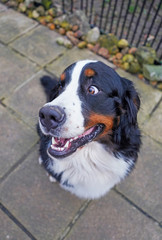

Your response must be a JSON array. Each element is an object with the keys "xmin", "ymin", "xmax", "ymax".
[
  {"xmin": 129, "ymin": 5, "xmax": 135, "ymax": 13},
  {"xmin": 42, "ymin": 0, "xmax": 52, "ymax": 10}
]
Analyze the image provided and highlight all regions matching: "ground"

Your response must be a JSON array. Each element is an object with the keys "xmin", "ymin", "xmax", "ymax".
[{"xmin": 0, "ymin": 4, "xmax": 162, "ymax": 240}]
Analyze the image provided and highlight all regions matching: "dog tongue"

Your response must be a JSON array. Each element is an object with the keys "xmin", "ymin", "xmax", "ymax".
[
  {"xmin": 54, "ymin": 127, "xmax": 95, "ymax": 148},
  {"xmin": 49, "ymin": 125, "xmax": 105, "ymax": 158},
  {"xmin": 55, "ymin": 137, "xmax": 67, "ymax": 147}
]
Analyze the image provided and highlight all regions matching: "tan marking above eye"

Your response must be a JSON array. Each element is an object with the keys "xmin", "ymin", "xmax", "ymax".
[
  {"xmin": 60, "ymin": 72, "xmax": 66, "ymax": 81},
  {"xmin": 84, "ymin": 68, "xmax": 95, "ymax": 77}
]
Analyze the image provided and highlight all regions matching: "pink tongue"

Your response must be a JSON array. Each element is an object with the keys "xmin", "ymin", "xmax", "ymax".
[
  {"xmin": 54, "ymin": 127, "xmax": 95, "ymax": 147},
  {"xmin": 81, "ymin": 126, "xmax": 95, "ymax": 136},
  {"xmin": 55, "ymin": 137, "xmax": 67, "ymax": 147}
]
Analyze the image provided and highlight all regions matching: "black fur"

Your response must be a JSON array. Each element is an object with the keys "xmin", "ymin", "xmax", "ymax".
[
  {"xmin": 40, "ymin": 75, "xmax": 59, "ymax": 102},
  {"xmin": 39, "ymin": 62, "xmax": 141, "ymax": 165},
  {"xmin": 38, "ymin": 61, "xmax": 141, "ymax": 198}
]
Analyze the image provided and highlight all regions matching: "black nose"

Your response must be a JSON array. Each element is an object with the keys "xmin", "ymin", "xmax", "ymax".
[{"xmin": 39, "ymin": 105, "xmax": 65, "ymax": 131}]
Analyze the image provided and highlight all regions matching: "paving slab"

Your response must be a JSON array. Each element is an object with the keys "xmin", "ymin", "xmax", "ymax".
[
  {"xmin": 10, "ymin": 25, "xmax": 66, "ymax": 66},
  {"xmin": 0, "ymin": 147, "xmax": 84, "ymax": 240},
  {"xmin": 116, "ymin": 68, "xmax": 162, "ymax": 125},
  {"xmin": 0, "ymin": 209, "xmax": 30, "ymax": 240},
  {"xmin": 0, "ymin": 8, "xmax": 162, "ymax": 239},
  {"xmin": 142, "ymin": 101, "xmax": 162, "ymax": 143},
  {"xmin": 0, "ymin": 105, "xmax": 38, "ymax": 180},
  {"xmin": 46, "ymin": 47, "xmax": 114, "ymax": 77},
  {"xmin": 0, "ymin": 43, "xmax": 38, "ymax": 98},
  {"xmin": 4, "ymin": 70, "xmax": 51, "ymax": 128},
  {"xmin": 65, "ymin": 190, "xmax": 162, "ymax": 240},
  {"xmin": 0, "ymin": 3, "xmax": 7, "ymax": 12},
  {"xmin": 117, "ymin": 134, "xmax": 162, "ymax": 223},
  {"xmin": 0, "ymin": 9, "xmax": 38, "ymax": 44}
]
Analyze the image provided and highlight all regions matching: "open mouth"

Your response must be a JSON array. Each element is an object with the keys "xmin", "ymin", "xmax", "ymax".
[{"xmin": 48, "ymin": 124, "xmax": 105, "ymax": 158}]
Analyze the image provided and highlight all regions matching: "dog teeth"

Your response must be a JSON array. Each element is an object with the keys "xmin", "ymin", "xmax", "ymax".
[
  {"xmin": 51, "ymin": 139, "xmax": 70, "ymax": 151},
  {"xmin": 52, "ymin": 137, "xmax": 56, "ymax": 144},
  {"xmin": 64, "ymin": 141, "xmax": 70, "ymax": 148},
  {"xmin": 50, "ymin": 134, "xmax": 80, "ymax": 152}
]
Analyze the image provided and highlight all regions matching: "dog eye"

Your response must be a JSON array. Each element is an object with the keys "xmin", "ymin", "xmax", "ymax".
[{"xmin": 88, "ymin": 85, "xmax": 99, "ymax": 95}]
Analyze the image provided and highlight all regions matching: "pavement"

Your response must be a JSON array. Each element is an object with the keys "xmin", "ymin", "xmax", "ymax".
[{"xmin": 0, "ymin": 4, "xmax": 162, "ymax": 240}]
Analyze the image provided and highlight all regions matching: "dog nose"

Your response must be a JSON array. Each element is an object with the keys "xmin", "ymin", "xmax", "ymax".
[{"xmin": 39, "ymin": 105, "xmax": 65, "ymax": 131}]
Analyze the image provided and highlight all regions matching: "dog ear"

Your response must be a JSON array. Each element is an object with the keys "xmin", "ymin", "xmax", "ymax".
[
  {"xmin": 121, "ymin": 78, "xmax": 140, "ymax": 125},
  {"xmin": 40, "ymin": 75, "xmax": 59, "ymax": 101},
  {"xmin": 113, "ymin": 78, "xmax": 140, "ymax": 144}
]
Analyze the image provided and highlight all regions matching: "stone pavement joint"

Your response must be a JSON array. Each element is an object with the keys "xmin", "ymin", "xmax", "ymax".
[
  {"xmin": 0, "ymin": 9, "xmax": 38, "ymax": 44},
  {"xmin": 0, "ymin": 4, "xmax": 162, "ymax": 240},
  {"xmin": 114, "ymin": 189, "xmax": 160, "ymax": 226},
  {"xmin": 9, "ymin": 43, "xmax": 41, "ymax": 68},
  {"xmin": 0, "ymin": 141, "xmax": 38, "ymax": 184},
  {"xmin": 57, "ymin": 200, "xmax": 91, "ymax": 240},
  {"xmin": 0, "ymin": 101, "xmax": 32, "ymax": 129},
  {"xmin": 10, "ymin": 25, "xmax": 66, "ymax": 66},
  {"xmin": 0, "ymin": 202, "xmax": 37, "ymax": 240},
  {"xmin": 148, "ymin": 96, "xmax": 162, "ymax": 118}
]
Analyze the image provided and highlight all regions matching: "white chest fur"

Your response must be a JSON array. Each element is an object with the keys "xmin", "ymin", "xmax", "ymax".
[{"xmin": 47, "ymin": 141, "xmax": 129, "ymax": 199}]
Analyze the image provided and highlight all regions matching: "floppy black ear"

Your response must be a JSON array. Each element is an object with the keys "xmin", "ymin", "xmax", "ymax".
[
  {"xmin": 113, "ymin": 78, "xmax": 140, "ymax": 144},
  {"xmin": 122, "ymin": 78, "xmax": 140, "ymax": 125},
  {"xmin": 40, "ymin": 75, "xmax": 59, "ymax": 101}
]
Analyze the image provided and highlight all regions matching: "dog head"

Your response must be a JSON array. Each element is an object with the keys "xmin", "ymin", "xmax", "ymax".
[{"xmin": 39, "ymin": 60, "xmax": 140, "ymax": 159}]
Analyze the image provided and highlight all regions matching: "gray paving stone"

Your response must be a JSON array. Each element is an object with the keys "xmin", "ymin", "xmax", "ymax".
[
  {"xmin": 66, "ymin": 191, "xmax": 162, "ymax": 240},
  {"xmin": 0, "ymin": 209, "xmax": 30, "ymax": 240},
  {"xmin": 0, "ymin": 147, "xmax": 84, "ymax": 240},
  {"xmin": 4, "ymin": 70, "xmax": 50, "ymax": 128},
  {"xmin": 0, "ymin": 9, "xmax": 37, "ymax": 44},
  {"xmin": 117, "ymin": 135, "xmax": 162, "ymax": 223},
  {"xmin": 116, "ymin": 68, "xmax": 162, "ymax": 125},
  {"xmin": 0, "ymin": 43, "xmax": 38, "ymax": 98},
  {"xmin": 0, "ymin": 105, "xmax": 38, "ymax": 179},
  {"xmin": 0, "ymin": 3, "xmax": 7, "ymax": 12},
  {"xmin": 10, "ymin": 25, "xmax": 66, "ymax": 66},
  {"xmin": 47, "ymin": 47, "xmax": 114, "ymax": 77},
  {"xmin": 142, "ymin": 101, "xmax": 162, "ymax": 143}
]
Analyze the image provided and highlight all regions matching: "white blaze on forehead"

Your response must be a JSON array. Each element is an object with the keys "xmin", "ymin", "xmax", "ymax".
[
  {"xmin": 69, "ymin": 59, "xmax": 97, "ymax": 92},
  {"xmin": 45, "ymin": 60, "xmax": 97, "ymax": 137}
]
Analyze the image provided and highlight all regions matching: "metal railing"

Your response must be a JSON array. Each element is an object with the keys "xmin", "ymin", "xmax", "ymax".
[{"xmin": 62, "ymin": 0, "xmax": 162, "ymax": 59}]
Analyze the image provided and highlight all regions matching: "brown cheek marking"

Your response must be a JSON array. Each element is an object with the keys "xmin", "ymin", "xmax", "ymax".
[
  {"xmin": 60, "ymin": 72, "xmax": 66, "ymax": 81},
  {"xmin": 85, "ymin": 113, "xmax": 114, "ymax": 137},
  {"xmin": 84, "ymin": 68, "xmax": 95, "ymax": 77}
]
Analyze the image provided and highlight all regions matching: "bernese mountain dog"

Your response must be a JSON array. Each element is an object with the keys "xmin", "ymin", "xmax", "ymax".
[{"xmin": 38, "ymin": 60, "xmax": 141, "ymax": 199}]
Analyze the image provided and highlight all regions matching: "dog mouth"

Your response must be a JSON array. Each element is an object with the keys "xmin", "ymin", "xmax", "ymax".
[{"xmin": 48, "ymin": 124, "xmax": 105, "ymax": 158}]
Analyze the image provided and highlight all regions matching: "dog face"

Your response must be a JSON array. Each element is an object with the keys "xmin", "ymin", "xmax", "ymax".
[{"xmin": 39, "ymin": 60, "xmax": 140, "ymax": 159}]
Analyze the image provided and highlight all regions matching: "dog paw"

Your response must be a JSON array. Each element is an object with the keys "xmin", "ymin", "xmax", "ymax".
[
  {"xmin": 38, "ymin": 156, "xmax": 43, "ymax": 165},
  {"xmin": 49, "ymin": 175, "xmax": 57, "ymax": 183}
]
